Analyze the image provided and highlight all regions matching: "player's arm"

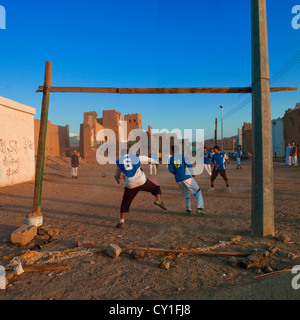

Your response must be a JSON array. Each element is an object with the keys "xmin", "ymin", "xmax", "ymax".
[
  {"xmin": 139, "ymin": 155, "xmax": 158, "ymax": 165},
  {"xmin": 184, "ymin": 156, "xmax": 195, "ymax": 176},
  {"xmin": 225, "ymin": 154, "xmax": 231, "ymax": 165},
  {"xmin": 168, "ymin": 161, "xmax": 175, "ymax": 175},
  {"xmin": 211, "ymin": 155, "xmax": 216, "ymax": 166},
  {"xmin": 114, "ymin": 166, "xmax": 122, "ymax": 184}
]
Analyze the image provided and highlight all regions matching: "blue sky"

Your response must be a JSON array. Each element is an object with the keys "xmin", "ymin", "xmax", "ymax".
[{"xmin": 0, "ymin": 0, "xmax": 300, "ymax": 139}]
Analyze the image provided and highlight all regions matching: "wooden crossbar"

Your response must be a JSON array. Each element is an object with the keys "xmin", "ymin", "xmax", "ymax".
[{"xmin": 36, "ymin": 86, "xmax": 297, "ymax": 94}]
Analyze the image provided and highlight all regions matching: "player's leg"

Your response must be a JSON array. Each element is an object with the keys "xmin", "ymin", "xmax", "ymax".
[
  {"xmin": 141, "ymin": 179, "xmax": 167, "ymax": 210},
  {"xmin": 219, "ymin": 170, "xmax": 231, "ymax": 191},
  {"xmin": 117, "ymin": 187, "xmax": 140, "ymax": 228},
  {"xmin": 207, "ymin": 164, "xmax": 212, "ymax": 176},
  {"xmin": 204, "ymin": 164, "xmax": 211, "ymax": 176},
  {"xmin": 208, "ymin": 170, "xmax": 218, "ymax": 191},
  {"xmin": 187, "ymin": 178, "xmax": 205, "ymax": 215},
  {"xmin": 177, "ymin": 181, "xmax": 192, "ymax": 215}
]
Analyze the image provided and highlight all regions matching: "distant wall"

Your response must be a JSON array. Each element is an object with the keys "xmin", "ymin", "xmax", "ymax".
[
  {"xmin": 0, "ymin": 96, "xmax": 36, "ymax": 188},
  {"xmin": 242, "ymin": 122, "xmax": 253, "ymax": 154},
  {"xmin": 103, "ymin": 110, "xmax": 123, "ymax": 141},
  {"xmin": 205, "ymin": 138, "xmax": 236, "ymax": 152},
  {"xmin": 283, "ymin": 106, "xmax": 300, "ymax": 153},
  {"xmin": 272, "ymin": 118, "xmax": 285, "ymax": 157},
  {"xmin": 34, "ymin": 119, "xmax": 70, "ymax": 157},
  {"xmin": 124, "ymin": 113, "xmax": 142, "ymax": 137}
]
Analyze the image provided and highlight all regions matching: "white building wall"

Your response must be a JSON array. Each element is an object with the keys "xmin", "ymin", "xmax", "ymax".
[
  {"xmin": 0, "ymin": 96, "xmax": 36, "ymax": 187},
  {"xmin": 272, "ymin": 117, "xmax": 285, "ymax": 158}
]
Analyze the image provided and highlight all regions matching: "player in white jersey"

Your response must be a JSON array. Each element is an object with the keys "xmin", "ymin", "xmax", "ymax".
[{"xmin": 115, "ymin": 150, "xmax": 167, "ymax": 228}]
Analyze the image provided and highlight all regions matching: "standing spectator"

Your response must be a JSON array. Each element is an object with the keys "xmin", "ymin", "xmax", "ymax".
[
  {"xmin": 235, "ymin": 145, "xmax": 243, "ymax": 169},
  {"xmin": 71, "ymin": 151, "xmax": 79, "ymax": 179},
  {"xmin": 203, "ymin": 147, "xmax": 212, "ymax": 176},
  {"xmin": 285, "ymin": 142, "xmax": 292, "ymax": 166},
  {"xmin": 149, "ymin": 149, "xmax": 159, "ymax": 175},
  {"xmin": 291, "ymin": 141, "xmax": 298, "ymax": 166}
]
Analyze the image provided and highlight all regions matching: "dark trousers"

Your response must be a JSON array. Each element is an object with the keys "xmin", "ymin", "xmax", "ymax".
[
  {"xmin": 121, "ymin": 179, "xmax": 161, "ymax": 213},
  {"xmin": 211, "ymin": 169, "xmax": 229, "ymax": 187}
]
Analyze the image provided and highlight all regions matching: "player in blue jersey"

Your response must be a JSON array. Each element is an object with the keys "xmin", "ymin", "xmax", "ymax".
[
  {"xmin": 208, "ymin": 146, "xmax": 232, "ymax": 192},
  {"xmin": 114, "ymin": 150, "xmax": 167, "ymax": 228},
  {"xmin": 203, "ymin": 147, "xmax": 212, "ymax": 176},
  {"xmin": 168, "ymin": 145, "xmax": 205, "ymax": 216},
  {"xmin": 235, "ymin": 145, "xmax": 243, "ymax": 169}
]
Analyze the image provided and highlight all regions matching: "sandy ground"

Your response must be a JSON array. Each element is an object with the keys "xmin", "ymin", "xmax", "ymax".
[{"xmin": 0, "ymin": 156, "xmax": 299, "ymax": 300}]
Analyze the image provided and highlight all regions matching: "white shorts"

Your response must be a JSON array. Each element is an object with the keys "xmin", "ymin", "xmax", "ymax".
[
  {"xmin": 177, "ymin": 178, "xmax": 204, "ymax": 210},
  {"xmin": 204, "ymin": 164, "xmax": 212, "ymax": 176}
]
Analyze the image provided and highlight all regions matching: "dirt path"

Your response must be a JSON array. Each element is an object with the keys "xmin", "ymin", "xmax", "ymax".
[{"xmin": 0, "ymin": 157, "xmax": 299, "ymax": 300}]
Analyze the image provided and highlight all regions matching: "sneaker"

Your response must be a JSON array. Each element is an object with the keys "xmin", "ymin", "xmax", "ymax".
[
  {"xmin": 116, "ymin": 222, "xmax": 125, "ymax": 229},
  {"xmin": 227, "ymin": 187, "xmax": 232, "ymax": 192},
  {"xmin": 196, "ymin": 208, "xmax": 206, "ymax": 215},
  {"xmin": 186, "ymin": 210, "xmax": 192, "ymax": 215},
  {"xmin": 207, "ymin": 187, "xmax": 215, "ymax": 192},
  {"xmin": 154, "ymin": 200, "xmax": 168, "ymax": 210}
]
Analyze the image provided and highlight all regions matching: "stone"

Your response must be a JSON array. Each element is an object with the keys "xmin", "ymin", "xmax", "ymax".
[
  {"xmin": 106, "ymin": 244, "xmax": 122, "ymax": 258},
  {"xmin": 159, "ymin": 260, "xmax": 170, "ymax": 270},
  {"xmin": 38, "ymin": 226, "xmax": 59, "ymax": 237},
  {"xmin": 226, "ymin": 256, "xmax": 238, "ymax": 267},
  {"xmin": 130, "ymin": 250, "xmax": 145, "ymax": 260},
  {"xmin": 277, "ymin": 234, "xmax": 292, "ymax": 243},
  {"xmin": 262, "ymin": 266, "xmax": 273, "ymax": 273},
  {"xmin": 267, "ymin": 246, "xmax": 279, "ymax": 254},
  {"xmin": 11, "ymin": 224, "xmax": 37, "ymax": 246},
  {"xmin": 253, "ymin": 248, "xmax": 270, "ymax": 257},
  {"xmin": 245, "ymin": 253, "xmax": 266, "ymax": 269}
]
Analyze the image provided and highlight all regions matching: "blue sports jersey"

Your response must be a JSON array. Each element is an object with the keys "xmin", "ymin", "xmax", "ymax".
[
  {"xmin": 236, "ymin": 149, "xmax": 242, "ymax": 159},
  {"xmin": 212, "ymin": 152, "xmax": 227, "ymax": 170},
  {"xmin": 116, "ymin": 154, "xmax": 143, "ymax": 178},
  {"xmin": 204, "ymin": 152, "xmax": 212, "ymax": 165},
  {"xmin": 168, "ymin": 154, "xmax": 193, "ymax": 182}
]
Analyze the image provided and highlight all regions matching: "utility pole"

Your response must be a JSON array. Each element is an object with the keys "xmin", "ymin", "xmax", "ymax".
[
  {"xmin": 220, "ymin": 105, "xmax": 224, "ymax": 151},
  {"xmin": 214, "ymin": 118, "xmax": 218, "ymax": 146},
  {"xmin": 251, "ymin": 0, "xmax": 274, "ymax": 236}
]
